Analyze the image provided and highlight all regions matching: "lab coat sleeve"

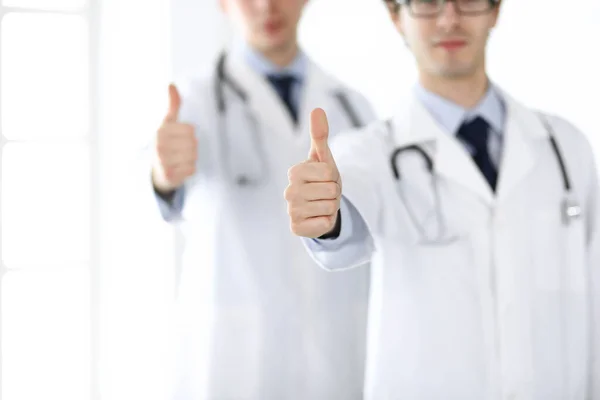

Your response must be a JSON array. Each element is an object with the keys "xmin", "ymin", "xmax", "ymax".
[
  {"xmin": 153, "ymin": 185, "xmax": 186, "ymax": 222},
  {"xmin": 586, "ymin": 147, "xmax": 600, "ymax": 399},
  {"xmin": 549, "ymin": 114, "xmax": 600, "ymax": 396},
  {"xmin": 302, "ymin": 124, "xmax": 387, "ymax": 271}
]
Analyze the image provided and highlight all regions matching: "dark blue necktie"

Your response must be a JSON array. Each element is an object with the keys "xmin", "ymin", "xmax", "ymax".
[
  {"xmin": 267, "ymin": 74, "xmax": 297, "ymax": 123},
  {"xmin": 456, "ymin": 116, "xmax": 498, "ymax": 191}
]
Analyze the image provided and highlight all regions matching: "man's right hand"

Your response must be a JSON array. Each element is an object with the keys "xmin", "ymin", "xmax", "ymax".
[
  {"xmin": 152, "ymin": 84, "xmax": 198, "ymax": 194},
  {"xmin": 284, "ymin": 108, "xmax": 342, "ymax": 238}
]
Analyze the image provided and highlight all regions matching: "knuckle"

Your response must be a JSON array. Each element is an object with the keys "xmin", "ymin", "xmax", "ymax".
[
  {"xmin": 324, "ymin": 164, "xmax": 337, "ymax": 181},
  {"xmin": 287, "ymin": 164, "xmax": 302, "ymax": 182},
  {"xmin": 157, "ymin": 126, "xmax": 168, "ymax": 137},
  {"xmin": 157, "ymin": 142, "xmax": 172, "ymax": 155},
  {"xmin": 159, "ymin": 125, "xmax": 175, "ymax": 138},
  {"xmin": 164, "ymin": 167, "xmax": 176, "ymax": 180},
  {"xmin": 288, "ymin": 205, "xmax": 302, "ymax": 221},
  {"xmin": 283, "ymin": 185, "xmax": 294, "ymax": 201},
  {"xmin": 318, "ymin": 217, "xmax": 334, "ymax": 235},
  {"xmin": 326, "ymin": 215, "xmax": 337, "ymax": 229},
  {"xmin": 290, "ymin": 221, "xmax": 303, "ymax": 235},
  {"xmin": 184, "ymin": 124, "xmax": 196, "ymax": 139},
  {"xmin": 327, "ymin": 183, "xmax": 339, "ymax": 199},
  {"xmin": 185, "ymin": 164, "xmax": 196, "ymax": 176},
  {"xmin": 325, "ymin": 201, "xmax": 337, "ymax": 216}
]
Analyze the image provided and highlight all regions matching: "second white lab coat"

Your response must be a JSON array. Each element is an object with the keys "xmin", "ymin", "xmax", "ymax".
[
  {"xmin": 164, "ymin": 51, "xmax": 376, "ymax": 399},
  {"xmin": 306, "ymin": 88, "xmax": 600, "ymax": 399}
]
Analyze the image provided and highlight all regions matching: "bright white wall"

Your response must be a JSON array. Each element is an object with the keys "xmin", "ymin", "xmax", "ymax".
[
  {"xmin": 97, "ymin": 0, "xmax": 174, "ymax": 399},
  {"xmin": 299, "ymin": 0, "xmax": 415, "ymax": 119},
  {"xmin": 487, "ymin": 0, "xmax": 599, "ymax": 155},
  {"xmin": 169, "ymin": 0, "xmax": 230, "ymax": 81},
  {"xmin": 299, "ymin": 0, "xmax": 600, "ymax": 155}
]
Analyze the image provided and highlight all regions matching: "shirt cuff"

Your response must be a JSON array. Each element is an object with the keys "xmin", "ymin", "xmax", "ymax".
[{"xmin": 154, "ymin": 185, "xmax": 185, "ymax": 221}]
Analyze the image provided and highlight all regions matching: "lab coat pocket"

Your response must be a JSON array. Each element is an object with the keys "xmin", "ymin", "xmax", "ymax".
[{"xmin": 532, "ymin": 208, "xmax": 586, "ymax": 292}]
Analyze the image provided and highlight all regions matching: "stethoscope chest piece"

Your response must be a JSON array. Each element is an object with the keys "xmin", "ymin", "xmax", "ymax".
[
  {"xmin": 562, "ymin": 196, "xmax": 582, "ymax": 225},
  {"xmin": 236, "ymin": 175, "xmax": 252, "ymax": 186}
]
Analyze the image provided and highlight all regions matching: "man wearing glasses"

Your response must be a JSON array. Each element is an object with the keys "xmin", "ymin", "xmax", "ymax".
[{"xmin": 283, "ymin": 0, "xmax": 600, "ymax": 398}]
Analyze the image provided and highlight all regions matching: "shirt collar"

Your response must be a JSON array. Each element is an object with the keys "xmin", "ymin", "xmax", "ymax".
[
  {"xmin": 231, "ymin": 39, "xmax": 307, "ymax": 82},
  {"xmin": 413, "ymin": 81, "xmax": 506, "ymax": 136}
]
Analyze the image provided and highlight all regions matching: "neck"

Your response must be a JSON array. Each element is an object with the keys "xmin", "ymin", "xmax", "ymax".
[
  {"xmin": 419, "ymin": 68, "xmax": 489, "ymax": 109},
  {"xmin": 256, "ymin": 40, "xmax": 299, "ymax": 68}
]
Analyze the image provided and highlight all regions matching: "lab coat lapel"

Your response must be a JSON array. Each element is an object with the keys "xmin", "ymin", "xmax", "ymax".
[
  {"xmin": 225, "ymin": 53, "xmax": 297, "ymax": 137},
  {"xmin": 392, "ymin": 96, "xmax": 495, "ymax": 205},
  {"xmin": 494, "ymin": 90, "xmax": 549, "ymax": 204}
]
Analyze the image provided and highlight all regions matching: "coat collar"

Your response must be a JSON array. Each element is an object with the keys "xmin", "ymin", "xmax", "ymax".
[
  {"xmin": 388, "ymin": 87, "xmax": 550, "ymax": 206},
  {"xmin": 224, "ymin": 47, "xmax": 347, "ymax": 136}
]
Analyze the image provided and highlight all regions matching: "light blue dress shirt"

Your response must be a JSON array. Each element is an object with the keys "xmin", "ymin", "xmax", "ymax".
[
  {"xmin": 236, "ymin": 41, "xmax": 307, "ymax": 112},
  {"xmin": 313, "ymin": 82, "xmax": 507, "ymax": 246},
  {"xmin": 155, "ymin": 43, "xmax": 309, "ymax": 220}
]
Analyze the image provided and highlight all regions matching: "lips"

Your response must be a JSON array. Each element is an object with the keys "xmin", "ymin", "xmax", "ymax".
[
  {"xmin": 264, "ymin": 20, "xmax": 283, "ymax": 34},
  {"xmin": 437, "ymin": 40, "xmax": 467, "ymax": 50}
]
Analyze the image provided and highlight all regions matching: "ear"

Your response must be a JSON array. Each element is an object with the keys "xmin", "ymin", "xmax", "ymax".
[
  {"xmin": 490, "ymin": 0, "xmax": 501, "ymax": 28},
  {"xmin": 385, "ymin": 1, "xmax": 402, "ymax": 29}
]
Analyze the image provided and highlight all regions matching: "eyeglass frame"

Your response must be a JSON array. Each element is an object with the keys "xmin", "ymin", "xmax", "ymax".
[{"xmin": 391, "ymin": 0, "xmax": 500, "ymax": 18}]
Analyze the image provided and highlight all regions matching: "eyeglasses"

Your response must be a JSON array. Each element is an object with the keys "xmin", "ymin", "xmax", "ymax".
[{"xmin": 394, "ymin": 0, "xmax": 499, "ymax": 18}]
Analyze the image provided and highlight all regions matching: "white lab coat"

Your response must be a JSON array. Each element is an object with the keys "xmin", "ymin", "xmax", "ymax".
[
  {"xmin": 163, "ymin": 51, "xmax": 376, "ymax": 400},
  {"xmin": 305, "ymin": 88, "xmax": 600, "ymax": 400}
]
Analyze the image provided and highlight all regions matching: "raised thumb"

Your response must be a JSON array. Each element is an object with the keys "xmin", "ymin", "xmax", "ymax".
[
  {"xmin": 164, "ymin": 83, "xmax": 181, "ymax": 123},
  {"xmin": 308, "ymin": 108, "xmax": 332, "ymax": 163}
]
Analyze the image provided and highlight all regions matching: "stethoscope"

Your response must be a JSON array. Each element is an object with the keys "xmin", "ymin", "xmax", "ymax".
[
  {"xmin": 387, "ymin": 115, "xmax": 582, "ymax": 245},
  {"xmin": 214, "ymin": 51, "xmax": 363, "ymax": 186}
]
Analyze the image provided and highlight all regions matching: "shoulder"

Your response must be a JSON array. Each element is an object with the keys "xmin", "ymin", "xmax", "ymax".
[
  {"xmin": 173, "ymin": 73, "xmax": 215, "ymax": 104},
  {"xmin": 497, "ymin": 85, "xmax": 593, "ymax": 156},
  {"xmin": 535, "ymin": 110, "xmax": 596, "ymax": 161},
  {"xmin": 533, "ymin": 109, "xmax": 599, "ymax": 192},
  {"xmin": 329, "ymin": 118, "xmax": 390, "ymax": 162},
  {"xmin": 170, "ymin": 71, "xmax": 217, "ymax": 124}
]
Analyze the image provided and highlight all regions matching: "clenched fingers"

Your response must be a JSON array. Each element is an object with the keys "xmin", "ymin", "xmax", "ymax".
[
  {"xmin": 284, "ymin": 181, "xmax": 340, "ymax": 203},
  {"xmin": 288, "ymin": 199, "xmax": 339, "ymax": 221},
  {"xmin": 290, "ymin": 215, "xmax": 337, "ymax": 238},
  {"xmin": 158, "ymin": 122, "xmax": 195, "ymax": 139},
  {"xmin": 287, "ymin": 161, "xmax": 339, "ymax": 183}
]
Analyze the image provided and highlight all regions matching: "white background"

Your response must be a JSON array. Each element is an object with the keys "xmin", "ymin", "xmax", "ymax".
[{"xmin": 0, "ymin": 0, "xmax": 598, "ymax": 399}]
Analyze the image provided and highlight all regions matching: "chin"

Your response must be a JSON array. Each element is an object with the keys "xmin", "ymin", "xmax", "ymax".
[
  {"xmin": 260, "ymin": 35, "xmax": 294, "ymax": 53},
  {"xmin": 431, "ymin": 61, "xmax": 478, "ymax": 79}
]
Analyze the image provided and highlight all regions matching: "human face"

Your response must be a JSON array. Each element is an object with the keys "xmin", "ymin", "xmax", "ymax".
[
  {"xmin": 390, "ymin": 0, "xmax": 500, "ymax": 79},
  {"xmin": 220, "ymin": 0, "xmax": 308, "ymax": 54}
]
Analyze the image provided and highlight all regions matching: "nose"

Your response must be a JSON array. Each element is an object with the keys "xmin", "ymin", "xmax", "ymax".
[
  {"xmin": 254, "ymin": 0, "xmax": 275, "ymax": 12},
  {"xmin": 437, "ymin": 1, "xmax": 460, "ymax": 30}
]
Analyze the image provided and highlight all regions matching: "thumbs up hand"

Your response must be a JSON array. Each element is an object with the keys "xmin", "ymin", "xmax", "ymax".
[
  {"xmin": 284, "ymin": 108, "xmax": 342, "ymax": 238},
  {"xmin": 152, "ymin": 84, "xmax": 198, "ymax": 194}
]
